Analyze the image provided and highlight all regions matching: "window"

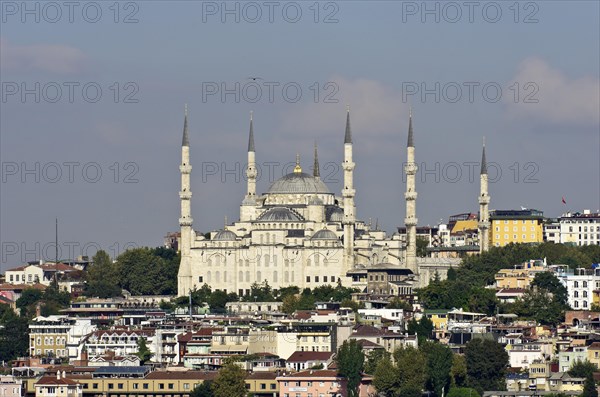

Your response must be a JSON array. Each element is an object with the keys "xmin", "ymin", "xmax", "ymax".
[
  {"xmin": 260, "ymin": 383, "xmax": 266, "ymax": 390},
  {"xmin": 198, "ymin": 276, "xmax": 203, "ymax": 283},
  {"xmin": 315, "ymin": 276, "xmax": 319, "ymax": 283},
  {"xmin": 168, "ymin": 383, "xmax": 174, "ymax": 389},
  {"xmin": 92, "ymin": 384, "xmax": 98, "ymax": 390},
  {"xmin": 306, "ymin": 276, "xmax": 311, "ymax": 282},
  {"xmin": 270, "ymin": 384, "xmax": 276, "ymax": 390},
  {"xmin": 132, "ymin": 384, "xmax": 138, "ymax": 390},
  {"xmin": 118, "ymin": 384, "xmax": 124, "ymax": 389},
  {"xmin": 159, "ymin": 383, "xmax": 165, "ymax": 390},
  {"xmin": 143, "ymin": 384, "xmax": 149, "ymax": 390},
  {"xmin": 108, "ymin": 384, "xmax": 114, "ymax": 390}
]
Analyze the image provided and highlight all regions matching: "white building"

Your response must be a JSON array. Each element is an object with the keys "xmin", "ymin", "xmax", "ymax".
[
  {"xmin": 29, "ymin": 316, "xmax": 93, "ymax": 359},
  {"xmin": 34, "ymin": 373, "xmax": 82, "ymax": 397},
  {"xmin": 177, "ymin": 109, "xmax": 460, "ymax": 297},
  {"xmin": 559, "ymin": 210, "xmax": 600, "ymax": 246},
  {"xmin": 0, "ymin": 376, "xmax": 21, "ymax": 397},
  {"xmin": 554, "ymin": 267, "xmax": 600, "ymax": 310}
]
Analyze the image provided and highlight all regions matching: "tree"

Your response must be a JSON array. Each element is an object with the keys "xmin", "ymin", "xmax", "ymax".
[
  {"xmin": 583, "ymin": 374, "xmax": 598, "ymax": 397},
  {"xmin": 407, "ymin": 316, "xmax": 434, "ymax": 343},
  {"xmin": 16, "ymin": 288, "xmax": 43, "ymax": 317},
  {"xmin": 417, "ymin": 236, "xmax": 429, "ymax": 257},
  {"xmin": 568, "ymin": 359, "xmax": 597, "ymax": 378},
  {"xmin": 450, "ymin": 354, "xmax": 468, "ymax": 388},
  {"xmin": 191, "ymin": 382, "xmax": 213, "ymax": 397},
  {"xmin": 464, "ymin": 338, "xmax": 508, "ymax": 394},
  {"xmin": 373, "ymin": 356, "xmax": 400, "ymax": 396},
  {"xmin": 364, "ymin": 349, "xmax": 390, "ymax": 374},
  {"xmin": 447, "ymin": 387, "xmax": 480, "ymax": 397},
  {"xmin": 211, "ymin": 362, "xmax": 247, "ymax": 397},
  {"xmin": 421, "ymin": 341, "xmax": 453, "ymax": 397},
  {"xmin": 336, "ymin": 339, "xmax": 364, "ymax": 397},
  {"xmin": 243, "ymin": 280, "xmax": 275, "ymax": 302},
  {"xmin": 394, "ymin": 346, "xmax": 427, "ymax": 393},
  {"xmin": 0, "ymin": 305, "xmax": 29, "ymax": 360},
  {"xmin": 386, "ymin": 297, "xmax": 412, "ymax": 311},
  {"xmin": 135, "ymin": 337, "xmax": 153, "ymax": 364},
  {"xmin": 281, "ymin": 295, "xmax": 299, "ymax": 314}
]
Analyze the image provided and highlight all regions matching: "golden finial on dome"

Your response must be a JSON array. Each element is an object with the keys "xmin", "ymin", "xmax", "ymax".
[{"xmin": 294, "ymin": 153, "xmax": 302, "ymax": 174}]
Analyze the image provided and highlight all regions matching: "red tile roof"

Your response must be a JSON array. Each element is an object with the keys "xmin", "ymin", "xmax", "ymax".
[
  {"xmin": 286, "ymin": 351, "xmax": 334, "ymax": 362},
  {"xmin": 36, "ymin": 376, "xmax": 79, "ymax": 386}
]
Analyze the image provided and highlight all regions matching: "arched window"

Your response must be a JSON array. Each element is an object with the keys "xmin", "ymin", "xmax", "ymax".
[
  {"xmin": 239, "ymin": 271, "xmax": 243, "ymax": 281},
  {"xmin": 257, "ymin": 271, "xmax": 261, "ymax": 281},
  {"xmin": 207, "ymin": 271, "xmax": 212, "ymax": 282},
  {"xmin": 246, "ymin": 271, "xmax": 250, "ymax": 282},
  {"xmin": 215, "ymin": 271, "xmax": 221, "ymax": 282},
  {"xmin": 273, "ymin": 271, "xmax": 278, "ymax": 282},
  {"xmin": 245, "ymin": 259, "xmax": 250, "ymax": 267},
  {"xmin": 264, "ymin": 255, "xmax": 270, "ymax": 267},
  {"xmin": 285, "ymin": 271, "xmax": 289, "ymax": 282}
]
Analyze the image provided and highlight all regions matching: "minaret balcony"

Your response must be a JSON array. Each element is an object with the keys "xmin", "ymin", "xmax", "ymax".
[
  {"xmin": 404, "ymin": 192, "xmax": 418, "ymax": 200},
  {"xmin": 404, "ymin": 218, "xmax": 418, "ymax": 226},
  {"xmin": 179, "ymin": 217, "xmax": 193, "ymax": 226},
  {"xmin": 343, "ymin": 162, "xmax": 355, "ymax": 171},
  {"xmin": 478, "ymin": 196, "xmax": 490, "ymax": 205},
  {"xmin": 404, "ymin": 163, "xmax": 418, "ymax": 174},
  {"xmin": 343, "ymin": 188, "xmax": 355, "ymax": 197},
  {"xmin": 180, "ymin": 165, "xmax": 192, "ymax": 173},
  {"xmin": 478, "ymin": 222, "xmax": 490, "ymax": 229},
  {"xmin": 179, "ymin": 191, "xmax": 192, "ymax": 199}
]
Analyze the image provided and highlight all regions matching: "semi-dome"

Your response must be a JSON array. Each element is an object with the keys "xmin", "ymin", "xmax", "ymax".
[
  {"xmin": 257, "ymin": 207, "xmax": 303, "ymax": 222},
  {"xmin": 327, "ymin": 207, "xmax": 344, "ymax": 222},
  {"xmin": 311, "ymin": 229, "xmax": 339, "ymax": 240},
  {"xmin": 213, "ymin": 230, "xmax": 238, "ymax": 241},
  {"xmin": 267, "ymin": 172, "xmax": 330, "ymax": 194}
]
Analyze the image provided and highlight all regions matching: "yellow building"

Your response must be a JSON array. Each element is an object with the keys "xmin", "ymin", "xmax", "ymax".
[
  {"xmin": 495, "ymin": 260, "xmax": 547, "ymax": 289},
  {"xmin": 29, "ymin": 316, "xmax": 75, "ymax": 358},
  {"xmin": 25, "ymin": 368, "xmax": 278, "ymax": 397},
  {"xmin": 423, "ymin": 310, "xmax": 449, "ymax": 339},
  {"xmin": 490, "ymin": 209, "xmax": 544, "ymax": 247}
]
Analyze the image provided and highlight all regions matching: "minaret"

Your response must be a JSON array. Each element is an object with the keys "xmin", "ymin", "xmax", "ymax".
[
  {"xmin": 478, "ymin": 138, "xmax": 491, "ymax": 253},
  {"xmin": 178, "ymin": 105, "xmax": 193, "ymax": 296},
  {"xmin": 313, "ymin": 142, "xmax": 320, "ymax": 179},
  {"xmin": 342, "ymin": 106, "xmax": 356, "ymax": 269},
  {"xmin": 246, "ymin": 111, "xmax": 257, "ymax": 198},
  {"xmin": 404, "ymin": 109, "xmax": 418, "ymax": 273}
]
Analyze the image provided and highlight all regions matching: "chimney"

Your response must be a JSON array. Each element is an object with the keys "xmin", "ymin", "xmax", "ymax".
[
  {"xmin": 62, "ymin": 371, "xmax": 66, "ymax": 380},
  {"xmin": 57, "ymin": 371, "xmax": 60, "ymax": 380}
]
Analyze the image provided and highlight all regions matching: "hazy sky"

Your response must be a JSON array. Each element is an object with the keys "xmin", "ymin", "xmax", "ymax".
[{"xmin": 1, "ymin": 1, "xmax": 599, "ymax": 270}]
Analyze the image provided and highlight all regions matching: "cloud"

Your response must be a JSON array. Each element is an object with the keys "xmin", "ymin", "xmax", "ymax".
[
  {"xmin": 0, "ymin": 37, "xmax": 86, "ymax": 74},
  {"xmin": 505, "ymin": 57, "xmax": 599, "ymax": 124},
  {"xmin": 279, "ymin": 75, "xmax": 408, "ymax": 142}
]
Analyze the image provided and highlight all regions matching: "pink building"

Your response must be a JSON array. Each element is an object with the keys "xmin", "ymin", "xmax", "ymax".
[{"xmin": 277, "ymin": 370, "xmax": 347, "ymax": 397}]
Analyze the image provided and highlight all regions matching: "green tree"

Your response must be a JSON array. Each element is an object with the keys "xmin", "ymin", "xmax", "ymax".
[
  {"xmin": 243, "ymin": 280, "xmax": 275, "ymax": 302},
  {"xmin": 281, "ymin": 295, "xmax": 299, "ymax": 314},
  {"xmin": 15, "ymin": 288, "xmax": 43, "ymax": 317},
  {"xmin": 336, "ymin": 339, "xmax": 365, "ymax": 397},
  {"xmin": 211, "ymin": 362, "xmax": 247, "ymax": 397},
  {"xmin": 191, "ymin": 382, "xmax": 213, "ymax": 397},
  {"xmin": 116, "ymin": 247, "xmax": 180, "ymax": 295},
  {"xmin": 417, "ymin": 236, "xmax": 429, "ymax": 257},
  {"xmin": 421, "ymin": 341, "xmax": 453, "ymax": 397},
  {"xmin": 135, "ymin": 337, "xmax": 153, "ymax": 364},
  {"xmin": 450, "ymin": 354, "xmax": 468, "ymax": 388},
  {"xmin": 0, "ymin": 305, "xmax": 29, "ymax": 360},
  {"xmin": 393, "ymin": 346, "xmax": 427, "ymax": 393},
  {"xmin": 407, "ymin": 316, "xmax": 434, "ymax": 343},
  {"xmin": 447, "ymin": 387, "xmax": 480, "ymax": 397},
  {"xmin": 583, "ymin": 374, "xmax": 598, "ymax": 397},
  {"xmin": 568, "ymin": 359, "xmax": 597, "ymax": 378},
  {"xmin": 373, "ymin": 356, "xmax": 400, "ymax": 396},
  {"xmin": 208, "ymin": 290, "xmax": 238, "ymax": 314},
  {"xmin": 364, "ymin": 349, "xmax": 390, "ymax": 375},
  {"xmin": 386, "ymin": 297, "xmax": 412, "ymax": 311},
  {"xmin": 464, "ymin": 339, "xmax": 508, "ymax": 394}
]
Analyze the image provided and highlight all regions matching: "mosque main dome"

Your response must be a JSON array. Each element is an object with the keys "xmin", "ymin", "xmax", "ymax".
[{"xmin": 267, "ymin": 172, "xmax": 331, "ymax": 195}]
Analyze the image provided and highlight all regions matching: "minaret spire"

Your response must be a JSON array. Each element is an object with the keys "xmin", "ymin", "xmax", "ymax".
[
  {"xmin": 342, "ymin": 106, "xmax": 356, "ymax": 271},
  {"xmin": 294, "ymin": 153, "xmax": 302, "ymax": 173},
  {"xmin": 344, "ymin": 105, "xmax": 352, "ymax": 144},
  {"xmin": 313, "ymin": 141, "xmax": 320, "ymax": 178},
  {"xmin": 480, "ymin": 136, "xmax": 487, "ymax": 175},
  {"xmin": 243, "ymin": 111, "xmax": 258, "ymax": 221},
  {"xmin": 478, "ymin": 137, "xmax": 491, "ymax": 253},
  {"xmin": 182, "ymin": 104, "xmax": 189, "ymax": 147},
  {"xmin": 407, "ymin": 107, "xmax": 414, "ymax": 147},
  {"xmin": 178, "ymin": 104, "xmax": 194, "ymax": 296},
  {"xmin": 404, "ymin": 108, "xmax": 418, "ymax": 273},
  {"xmin": 248, "ymin": 111, "xmax": 255, "ymax": 152}
]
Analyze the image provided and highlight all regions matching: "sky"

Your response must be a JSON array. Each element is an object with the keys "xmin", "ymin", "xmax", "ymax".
[{"xmin": 1, "ymin": 0, "xmax": 599, "ymax": 270}]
